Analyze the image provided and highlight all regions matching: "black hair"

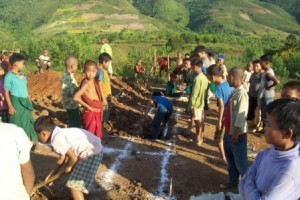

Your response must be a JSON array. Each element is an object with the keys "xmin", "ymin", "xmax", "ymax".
[
  {"xmin": 266, "ymin": 98, "xmax": 300, "ymax": 140},
  {"xmin": 0, "ymin": 63, "xmax": 8, "ymax": 73},
  {"xmin": 252, "ymin": 59, "xmax": 260, "ymax": 65},
  {"xmin": 152, "ymin": 91, "xmax": 163, "ymax": 97},
  {"xmin": 84, "ymin": 60, "xmax": 97, "ymax": 71},
  {"xmin": 98, "ymin": 52, "xmax": 112, "ymax": 63},
  {"xmin": 183, "ymin": 58, "xmax": 190, "ymax": 63},
  {"xmin": 191, "ymin": 57, "xmax": 203, "ymax": 67},
  {"xmin": 34, "ymin": 116, "xmax": 56, "ymax": 134},
  {"xmin": 184, "ymin": 53, "xmax": 190, "ymax": 58},
  {"xmin": 193, "ymin": 45, "xmax": 207, "ymax": 54},
  {"xmin": 282, "ymin": 80, "xmax": 300, "ymax": 93},
  {"xmin": 228, "ymin": 67, "xmax": 244, "ymax": 80},
  {"xmin": 207, "ymin": 52, "xmax": 215, "ymax": 57},
  {"xmin": 9, "ymin": 53, "xmax": 25, "ymax": 65},
  {"xmin": 260, "ymin": 54, "xmax": 272, "ymax": 62},
  {"xmin": 207, "ymin": 64, "xmax": 224, "ymax": 77}
]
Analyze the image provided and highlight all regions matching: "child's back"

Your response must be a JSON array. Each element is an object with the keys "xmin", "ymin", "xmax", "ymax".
[
  {"xmin": 216, "ymin": 81, "xmax": 233, "ymax": 106},
  {"xmin": 61, "ymin": 71, "xmax": 78, "ymax": 109},
  {"xmin": 61, "ymin": 56, "xmax": 81, "ymax": 128},
  {"xmin": 229, "ymin": 84, "xmax": 249, "ymax": 135},
  {"xmin": 51, "ymin": 126, "xmax": 103, "ymax": 159},
  {"xmin": 166, "ymin": 80, "xmax": 176, "ymax": 96}
]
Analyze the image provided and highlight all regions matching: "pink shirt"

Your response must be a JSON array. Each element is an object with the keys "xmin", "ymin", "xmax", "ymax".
[
  {"xmin": 0, "ymin": 79, "xmax": 8, "ymax": 110},
  {"xmin": 51, "ymin": 127, "xmax": 103, "ymax": 160}
]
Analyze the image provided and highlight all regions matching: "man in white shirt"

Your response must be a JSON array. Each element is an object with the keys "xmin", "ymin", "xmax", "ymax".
[
  {"xmin": 0, "ymin": 123, "xmax": 35, "ymax": 200},
  {"xmin": 100, "ymin": 38, "xmax": 113, "ymax": 78}
]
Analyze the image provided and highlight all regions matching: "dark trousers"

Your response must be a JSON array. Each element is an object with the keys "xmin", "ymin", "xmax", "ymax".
[
  {"xmin": 223, "ymin": 134, "xmax": 248, "ymax": 184},
  {"xmin": 150, "ymin": 108, "xmax": 172, "ymax": 139},
  {"xmin": 247, "ymin": 97, "xmax": 258, "ymax": 121}
]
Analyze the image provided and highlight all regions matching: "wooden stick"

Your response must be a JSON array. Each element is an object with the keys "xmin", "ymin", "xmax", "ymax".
[
  {"xmin": 31, "ymin": 169, "xmax": 65, "ymax": 194},
  {"xmin": 31, "ymin": 158, "xmax": 68, "ymax": 194}
]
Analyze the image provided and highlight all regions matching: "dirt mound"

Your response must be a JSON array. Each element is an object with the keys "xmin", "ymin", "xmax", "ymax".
[{"xmin": 27, "ymin": 70, "xmax": 151, "ymax": 135}]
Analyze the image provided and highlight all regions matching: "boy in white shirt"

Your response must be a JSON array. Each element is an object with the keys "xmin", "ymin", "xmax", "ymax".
[{"xmin": 34, "ymin": 116, "xmax": 103, "ymax": 200}]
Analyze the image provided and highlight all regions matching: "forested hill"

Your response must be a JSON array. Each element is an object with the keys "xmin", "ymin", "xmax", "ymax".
[
  {"xmin": 0, "ymin": 0, "xmax": 300, "ymax": 44},
  {"xmin": 259, "ymin": 0, "xmax": 300, "ymax": 22},
  {"xmin": 133, "ymin": 0, "xmax": 300, "ymax": 36}
]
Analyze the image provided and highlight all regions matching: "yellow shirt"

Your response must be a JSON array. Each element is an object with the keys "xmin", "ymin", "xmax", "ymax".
[{"xmin": 97, "ymin": 68, "xmax": 111, "ymax": 97}]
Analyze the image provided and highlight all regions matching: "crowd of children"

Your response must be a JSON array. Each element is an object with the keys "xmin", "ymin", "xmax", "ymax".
[
  {"xmin": 155, "ymin": 45, "xmax": 300, "ymax": 198},
  {"xmin": 0, "ymin": 42, "xmax": 300, "ymax": 200},
  {"xmin": 0, "ymin": 51, "xmax": 112, "ymax": 200}
]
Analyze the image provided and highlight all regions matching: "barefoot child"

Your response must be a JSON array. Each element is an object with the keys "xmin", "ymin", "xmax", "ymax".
[
  {"xmin": 207, "ymin": 64, "xmax": 234, "ymax": 163},
  {"xmin": 187, "ymin": 57, "xmax": 209, "ymax": 146},
  {"xmin": 221, "ymin": 67, "xmax": 248, "ymax": 189},
  {"xmin": 4, "ymin": 53, "xmax": 38, "ymax": 142},
  {"xmin": 61, "ymin": 56, "xmax": 81, "ymax": 127},
  {"xmin": 96, "ymin": 53, "xmax": 111, "ymax": 127},
  {"xmin": 0, "ymin": 65, "xmax": 9, "ymax": 122},
  {"xmin": 239, "ymin": 98, "xmax": 300, "ymax": 199},
  {"xmin": 34, "ymin": 116, "xmax": 103, "ymax": 200},
  {"xmin": 247, "ymin": 60, "xmax": 262, "ymax": 129},
  {"xmin": 259, "ymin": 54, "xmax": 279, "ymax": 128},
  {"xmin": 73, "ymin": 60, "xmax": 103, "ymax": 138}
]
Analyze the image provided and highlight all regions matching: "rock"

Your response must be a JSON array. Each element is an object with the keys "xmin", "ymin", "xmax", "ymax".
[
  {"xmin": 41, "ymin": 110, "xmax": 49, "ymax": 116},
  {"xmin": 50, "ymin": 94, "xmax": 59, "ymax": 101},
  {"xmin": 114, "ymin": 184, "xmax": 121, "ymax": 191}
]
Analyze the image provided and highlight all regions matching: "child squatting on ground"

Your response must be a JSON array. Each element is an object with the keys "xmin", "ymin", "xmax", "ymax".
[
  {"xmin": 207, "ymin": 64, "xmax": 234, "ymax": 164},
  {"xmin": 239, "ymin": 98, "xmax": 300, "ymax": 200},
  {"xmin": 73, "ymin": 60, "xmax": 103, "ymax": 138},
  {"xmin": 148, "ymin": 91, "xmax": 173, "ymax": 140},
  {"xmin": 34, "ymin": 116, "xmax": 103, "ymax": 200},
  {"xmin": 61, "ymin": 55, "xmax": 82, "ymax": 128},
  {"xmin": 221, "ymin": 67, "xmax": 249, "ymax": 189}
]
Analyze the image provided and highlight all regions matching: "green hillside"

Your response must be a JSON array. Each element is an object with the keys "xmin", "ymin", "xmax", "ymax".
[
  {"xmin": 178, "ymin": 0, "xmax": 300, "ymax": 36},
  {"xmin": 259, "ymin": 0, "xmax": 300, "ymax": 22},
  {"xmin": 33, "ymin": 0, "xmax": 162, "ymax": 37},
  {"xmin": 0, "ymin": 0, "xmax": 299, "ymax": 44},
  {"xmin": 0, "ymin": 22, "xmax": 15, "ymax": 48},
  {"xmin": 132, "ymin": 0, "xmax": 189, "ymax": 28}
]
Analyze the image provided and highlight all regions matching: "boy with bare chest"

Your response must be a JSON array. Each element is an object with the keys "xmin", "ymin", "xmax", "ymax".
[{"xmin": 73, "ymin": 60, "xmax": 103, "ymax": 138}]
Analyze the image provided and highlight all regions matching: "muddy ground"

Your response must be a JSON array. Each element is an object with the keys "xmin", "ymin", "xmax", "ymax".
[{"xmin": 28, "ymin": 70, "xmax": 268, "ymax": 200}]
